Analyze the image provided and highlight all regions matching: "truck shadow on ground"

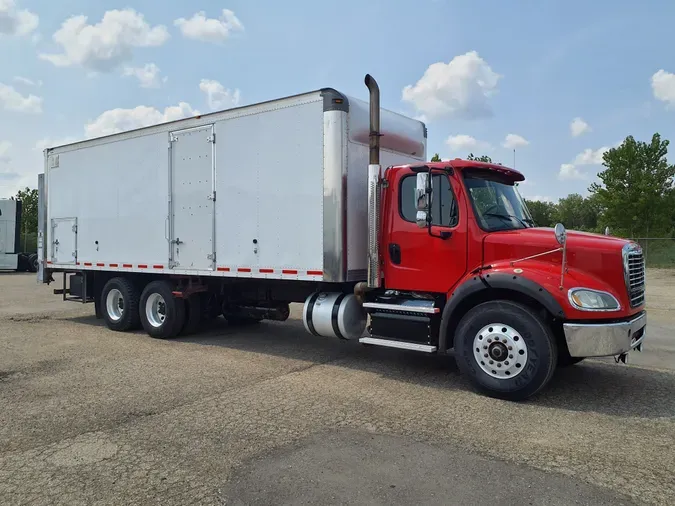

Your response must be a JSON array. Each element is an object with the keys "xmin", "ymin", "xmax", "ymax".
[{"xmin": 67, "ymin": 314, "xmax": 675, "ymax": 419}]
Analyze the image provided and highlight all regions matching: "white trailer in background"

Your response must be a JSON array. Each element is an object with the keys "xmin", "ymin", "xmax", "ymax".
[
  {"xmin": 38, "ymin": 86, "xmax": 426, "ymax": 338},
  {"xmin": 0, "ymin": 199, "xmax": 38, "ymax": 272}
]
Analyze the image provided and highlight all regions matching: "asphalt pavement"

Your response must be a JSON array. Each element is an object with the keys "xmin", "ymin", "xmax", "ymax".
[{"xmin": 0, "ymin": 271, "xmax": 673, "ymax": 505}]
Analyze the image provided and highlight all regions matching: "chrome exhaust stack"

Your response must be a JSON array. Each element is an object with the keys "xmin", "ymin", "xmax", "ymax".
[{"xmin": 365, "ymin": 74, "xmax": 381, "ymax": 289}]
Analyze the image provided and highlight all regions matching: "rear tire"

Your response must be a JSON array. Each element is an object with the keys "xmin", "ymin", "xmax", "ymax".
[
  {"xmin": 28, "ymin": 254, "xmax": 38, "ymax": 273},
  {"xmin": 454, "ymin": 300, "xmax": 558, "ymax": 401},
  {"xmin": 140, "ymin": 281, "xmax": 186, "ymax": 339},
  {"xmin": 180, "ymin": 293, "xmax": 202, "ymax": 336},
  {"xmin": 200, "ymin": 292, "xmax": 222, "ymax": 321},
  {"xmin": 101, "ymin": 277, "xmax": 141, "ymax": 332},
  {"xmin": 17, "ymin": 254, "xmax": 29, "ymax": 272}
]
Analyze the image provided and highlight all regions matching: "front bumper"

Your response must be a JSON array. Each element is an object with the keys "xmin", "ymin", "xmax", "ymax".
[{"xmin": 563, "ymin": 312, "xmax": 646, "ymax": 358}]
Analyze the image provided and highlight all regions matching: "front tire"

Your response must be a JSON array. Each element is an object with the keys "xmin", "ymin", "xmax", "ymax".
[
  {"xmin": 454, "ymin": 300, "xmax": 557, "ymax": 401},
  {"xmin": 101, "ymin": 277, "xmax": 141, "ymax": 332},
  {"xmin": 140, "ymin": 281, "xmax": 186, "ymax": 339}
]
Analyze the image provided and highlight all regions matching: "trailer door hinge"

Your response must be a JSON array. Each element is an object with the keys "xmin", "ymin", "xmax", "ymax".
[
  {"xmin": 207, "ymin": 253, "xmax": 215, "ymax": 261},
  {"xmin": 208, "ymin": 191, "xmax": 216, "ymax": 201},
  {"xmin": 72, "ymin": 225, "xmax": 77, "ymax": 233},
  {"xmin": 207, "ymin": 134, "xmax": 215, "ymax": 143}
]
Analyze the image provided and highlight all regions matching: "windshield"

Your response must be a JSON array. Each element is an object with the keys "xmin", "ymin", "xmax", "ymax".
[{"xmin": 463, "ymin": 170, "xmax": 534, "ymax": 231}]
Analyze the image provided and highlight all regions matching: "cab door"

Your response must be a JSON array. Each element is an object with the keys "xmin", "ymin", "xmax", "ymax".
[{"xmin": 382, "ymin": 168, "xmax": 467, "ymax": 294}]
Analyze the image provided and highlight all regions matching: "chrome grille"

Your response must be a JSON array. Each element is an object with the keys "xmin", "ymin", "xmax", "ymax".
[{"xmin": 626, "ymin": 249, "xmax": 645, "ymax": 307}]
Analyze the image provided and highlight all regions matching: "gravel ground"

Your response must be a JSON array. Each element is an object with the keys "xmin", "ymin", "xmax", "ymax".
[{"xmin": 0, "ymin": 271, "xmax": 673, "ymax": 505}]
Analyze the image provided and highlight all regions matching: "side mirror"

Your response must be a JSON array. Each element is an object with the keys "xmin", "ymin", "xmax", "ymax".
[
  {"xmin": 554, "ymin": 223, "xmax": 567, "ymax": 246},
  {"xmin": 415, "ymin": 172, "xmax": 431, "ymax": 228}
]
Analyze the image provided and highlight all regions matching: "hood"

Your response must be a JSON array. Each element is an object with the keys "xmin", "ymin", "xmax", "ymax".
[{"xmin": 483, "ymin": 227, "xmax": 630, "ymax": 297}]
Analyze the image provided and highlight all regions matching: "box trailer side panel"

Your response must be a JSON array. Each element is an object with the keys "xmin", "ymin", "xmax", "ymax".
[
  {"xmin": 214, "ymin": 97, "xmax": 324, "ymax": 278},
  {"xmin": 42, "ymin": 88, "xmax": 426, "ymax": 284},
  {"xmin": 344, "ymin": 95, "xmax": 426, "ymax": 279},
  {"xmin": 48, "ymin": 132, "xmax": 170, "ymax": 268}
]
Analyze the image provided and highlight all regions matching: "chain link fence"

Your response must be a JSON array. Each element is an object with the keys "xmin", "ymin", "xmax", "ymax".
[{"xmin": 630, "ymin": 238, "xmax": 675, "ymax": 268}]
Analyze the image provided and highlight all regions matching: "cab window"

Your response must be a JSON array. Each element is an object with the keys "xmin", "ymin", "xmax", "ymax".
[{"xmin": 400, "ymin": 174, "xmax": 458, "ymax": 227}]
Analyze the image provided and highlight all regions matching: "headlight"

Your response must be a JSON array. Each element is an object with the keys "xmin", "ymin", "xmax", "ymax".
[{"xmin": 568, "ymin": 288, "xmax": 621, "ymax": 311}]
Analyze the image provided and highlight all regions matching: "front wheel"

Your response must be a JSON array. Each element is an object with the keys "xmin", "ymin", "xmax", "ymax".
[{"xmin": 454, "ymin": 300, "xmax": 557, "ymax": 401}]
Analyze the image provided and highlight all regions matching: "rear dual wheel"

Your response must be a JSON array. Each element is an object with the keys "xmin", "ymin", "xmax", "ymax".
[
  {"xmin": 101, "ymin": 277, "xmax": 141, "ymax": 332},
  {"xmin": 100, "ymin": 277, "xmax": 205, "ymax": 338},
  {"xmin": 140, "ymin": 281, "xmax": 186, "ymax": 339},
  {"xmin": 454, "ymin": 300, "xmax": 558, "ymax": 401}
]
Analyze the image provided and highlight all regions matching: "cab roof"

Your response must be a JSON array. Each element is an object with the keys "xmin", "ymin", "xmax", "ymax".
[{"xmin": 401, "ymin": 159, "xmax": 525, "ymax": 182}]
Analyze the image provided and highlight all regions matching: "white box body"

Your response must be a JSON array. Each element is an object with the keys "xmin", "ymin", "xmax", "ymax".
[{"xmin": 42, "ymin": 89, "xmax": 426, "ymax": 283}]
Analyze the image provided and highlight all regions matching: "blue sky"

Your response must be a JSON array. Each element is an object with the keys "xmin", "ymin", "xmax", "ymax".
[{"xmin": 1, "ymin": 0, "xmax": 674, "ymax": 200}]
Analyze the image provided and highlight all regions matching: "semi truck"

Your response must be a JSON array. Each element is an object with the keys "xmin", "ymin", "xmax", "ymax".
[
  {"xmin": 37, "ymin": 75, "xmax": 647, "ymax": 400},
  {"xmin": 0, "ymin": 199, "xmax": 38, "ymax": 272}
]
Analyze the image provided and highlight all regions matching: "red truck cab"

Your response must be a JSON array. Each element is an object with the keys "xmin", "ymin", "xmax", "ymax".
[{"xmin": 359, "ymin": 159, "xmax": 646, "ymax": 400}]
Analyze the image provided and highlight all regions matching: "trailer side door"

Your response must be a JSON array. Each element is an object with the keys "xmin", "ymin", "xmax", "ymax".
[
  {"xmin": 51, "ymin": 217, "xmax": 77, "ymax": 265},
  {"xmin": 169, "ymin": 125, "xmax": 216, "ymax": 271}
]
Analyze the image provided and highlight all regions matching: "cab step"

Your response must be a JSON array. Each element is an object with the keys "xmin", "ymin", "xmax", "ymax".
[{"xmin": 359, "ymin": 337, "xmax": 437, "ymax": 353}]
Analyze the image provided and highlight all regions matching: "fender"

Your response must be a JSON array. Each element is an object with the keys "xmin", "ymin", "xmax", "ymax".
[{"xmin": 438, "ymin": 273, "xmax": 567, "ymax": 352}]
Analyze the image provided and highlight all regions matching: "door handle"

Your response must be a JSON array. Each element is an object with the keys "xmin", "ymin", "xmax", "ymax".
[{"xmin": 389, "ymin": 243, "xmax": 401, "ymax": 265}]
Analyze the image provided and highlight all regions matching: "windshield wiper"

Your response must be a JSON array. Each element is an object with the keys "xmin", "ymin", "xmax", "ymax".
[{"xmin": 483, "ymin": 212, "xmax": 530, "ymax": 228}]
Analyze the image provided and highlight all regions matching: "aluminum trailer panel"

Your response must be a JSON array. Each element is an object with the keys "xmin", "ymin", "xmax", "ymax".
[{"xmin": 42, "ymin": 89, "xmax": 425, "ymax": 283}]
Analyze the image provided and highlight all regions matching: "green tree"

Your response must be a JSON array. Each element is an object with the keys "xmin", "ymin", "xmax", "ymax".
[
  {"xmin": 524, "ymin": 199, "xmax": 557, "ymax": 227},
  {"xmin": 589, "ymin": 134, "xmax": 675, "ymax": 237},
  {"xmin": 554, "ymin": 193, "xmax": 586, "ymax": 230},
  {"xmin": 467, "ymin": 153, "xmax": 493, "ymax": 163},
  {"xmin": 15, "ymin": 187, "xmax": 38, "ymax": 252},
  {"xmin": 430, "ymin": 153, "xmax": 441, "ymax": 162},
  {"xmin": 552, "ymin": 193, "xmax": 602, "ymax": 232}
]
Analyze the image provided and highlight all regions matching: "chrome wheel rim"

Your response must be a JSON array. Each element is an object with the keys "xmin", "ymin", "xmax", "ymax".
[
  {"xmin": 106, "ymin": 289, "xmax": 124, "ymax": 322},
  {"xmin": 473, "ymin": 323, "xmax": 528, "ymax": 379},
  {"xmin": 146, "ymin": 293, "xmax": 167, "ymax": 328}
]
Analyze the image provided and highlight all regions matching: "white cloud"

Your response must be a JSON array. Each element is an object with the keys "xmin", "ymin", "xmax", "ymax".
[
  {"xmin": 175, "ymin": 9, "xmax": 244, "ymax": 43},
  {"xmin": 0, "ymin": 82, "xmax": 42, "ymax": 113},
  {"xmin": 651, "ymin": 69, "xmax": 675, "ymax": 107},
  {"xmin": 558, "ymin": 146, "xmax": 609, "ymax": 180},
  {"xmin": 526, "ymin": 195, "xmax": 554, "ymax": 203},
  {"xmin": 123, "ymin": 63, "xmax": 165, "ymax": 88},
  {"xmin": 502, "ymin": 133, "xmax": 529, "ymax": 149},
  {"xmin": 0, "ymin": 140, "xmax": 11, "ymax": 163},
  {"xmin": 199, "ymin": 79, "xmax": 241, "ymax": 110},
  {"xmin": 570, "ymin": 117, "xmax": 591, "ymax": 137},
  {"xmin": 402, "ymin": 51, "xmax": 501, "ymax": 121},
  {"xmin": 573, "ymin": 146, "xmax": 609, "ymax": 165},
  {"xmin": 13, "ymin": 76, "xmax": 42, "ymax": 87},
  {"xmin": 0, "ymin": 0, "xmax": 38, "ymax": 37},
  {"xmin": 445, "ymin": 134, "xmax": 490, "ymax": 152},
  {"xmin": 559, "ymin": 163, "xmax": 585, "ymax": 180},
  {"xmin": 85, "ymin": 103, "xmax": 199, "ymax": 139},
  {"xmin": 39, "ymin": 9, "xmax": 169, "ymax": 72}
]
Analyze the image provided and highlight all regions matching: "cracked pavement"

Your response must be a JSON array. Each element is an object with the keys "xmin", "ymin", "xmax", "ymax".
[{"xmin": 0, "ymin": 272, "xmax": 674, "ymax": 505}]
